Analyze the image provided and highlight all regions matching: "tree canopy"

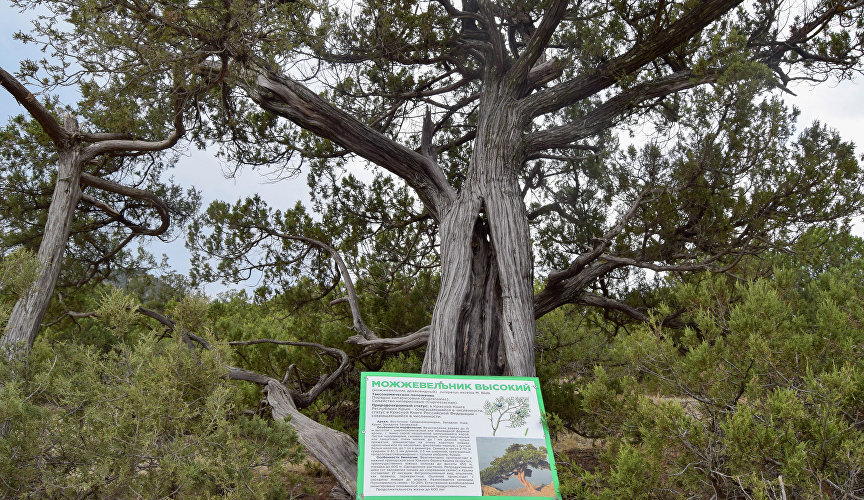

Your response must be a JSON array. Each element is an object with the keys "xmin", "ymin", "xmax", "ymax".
[
  {"xmin": 480, "ymin": 443, "xmax": 551, "ymax": 489},
  {"xmin": 0, "ymin": 105, "xmax": 198, "ymax": 295}
]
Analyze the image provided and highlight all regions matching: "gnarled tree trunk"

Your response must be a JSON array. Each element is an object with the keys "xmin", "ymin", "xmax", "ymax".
[
  {"xmin": 1, "ymin": 117, "xmax": 82, "ymax": 360},
  {"xmin": 1, "ymin": 67, "xmax": 181, "ymax": 361},
  {"xmin": 516, "ymin": 469, "xmax": 538, "ymax": 491},
  {"xmin": 246, "ymin": 70, "xmax": 538, "ymax": 378},
  {"xmin": 263, "ymin": 380, "xmax": 358, "ymax": 498},
  {"xmin": 423, "ymin": 83, "xmax": 536, "ymax": 377}
]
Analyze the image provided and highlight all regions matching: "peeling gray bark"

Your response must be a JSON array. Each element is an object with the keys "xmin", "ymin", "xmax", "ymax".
[
  {"xmin": 423, "ymin": 84, "xmax": 536, "ymax": 377},
  {"xmin": 422, "ymin": 193, "xmax": 480, "ymax": 374},
  {"xmin": 264, "ymin": 380, "xmax": 358, "ymax": 498},
  {"xmin": 1, "ymin": 117, "xmax": 82, "ymax": 359},
  {"xmin": 244, "ymin": 68, "xmax": 538, "ymax": 376},
  {"xmin": 223, "ymin": 0, "xmax": 751, "ymax": 490}
]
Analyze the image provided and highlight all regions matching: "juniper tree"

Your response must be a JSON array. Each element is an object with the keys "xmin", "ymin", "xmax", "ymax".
[
  {"xmin": 0, "ymin": 102, "xmax": 200, "ymax": 349},
  {"xmin": 480, "ymin": 443, "xmax": 551, "ymax": 491},
  {"xmin": 0, "ymin": 66, "xmax": 203, "ymax": 359},
  {"xmin": 6, "ymin": 0, "xmax": 864, "ymax": 494},
  {"xmin": 13, "ymin": 0, "xmax": 864, "ymax": 373}
]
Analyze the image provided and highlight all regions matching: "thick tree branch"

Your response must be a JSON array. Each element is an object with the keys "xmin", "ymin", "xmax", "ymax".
[
  {"xmin": 79, "ymin": 132, "xmax": 134, "ymax": 142},
  {"xmin": 421, "ymin": 107, "xmax": 434, "ymax": 159},
  {"xmin": 575, "ymin": 292, "xmax": 649, "ymax": 321},
  {"xmin": 346, "ymin": 325, "xmax": 431, "ymax": 356},
  {"xmin": 534, "ymin": 260, "xmax": 618, "ymax": 318},
  {"xmin": 80, "ymin": 111, "xmax": 185, "ymax": 163},
  {"xmin": 226, "ymin": 366, "xmax": 273, "ymax": 385},
  {"xmin": 507, "ymin": 0, "xmax": 569, "ymax": 93},
  {"xmin": 137, "ymin": 306, "xmax": 175, "ymax": 329},
  {"xmin": 525, "ymin": 59, "xmax": 564, "ymax": 89},
  {"xmin": 597, "ymin": 253, "xmax": 719, "ymax": 272},
  {"xmin": 228, "ymin": 339, "xmax": 351, "ymax": 409},
  {"xmin": 534, "ymin": 248, "xmax": 740, "ymax": 320},
  {"xmin": 434, "ymin": 0, "xmax": 484, "ymax": 23},
  {"xmin": 80, "ymin": 172, "xmax": 170, "ymax": 236},
  {"xmin": 546, "ymin": 188, "xmax": 654, "ymax": 287},
  {"xmin": 80, "ymin": 193, "xmax": 123, "ymax": 221},
  {"xmin": 526, "ymin": 202, "xmax": 560, "ymax": 221},
  {"xmin": 245, "ymin": 69, "xmax": 456, "ymax": 219},
  {"xmin": 478, "ymin": 0, "xmax": 507, "ymax": 73},
  {"xmin": 0, "ymin": 66, "xmax": 68, "ymax": 143},
  {"xmin": 537, "ymin": 173, "xmax": 745, "ymax": 319},
  {"xmin": 260, "ymin": 380, "xmax": 358, "ymax": 498},
  {"xmin": 521, "ymin": 0, "xmax": 742, "ymax": 118},
  {"xmin": 223, "ymin": 361, "xmax": 358, "ymax": 495},
  {"xmin": 527, "ymin": 70, "xmax": 716, "ymax": 152},
  {"xmin": 437, "ymin": 129, "xmax": 477, "ymax": 153}
]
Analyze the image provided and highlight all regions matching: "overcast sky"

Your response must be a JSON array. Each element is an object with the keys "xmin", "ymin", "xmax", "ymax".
[{"xmin": 1, "ymin": 3, "xmax": 863, "ymax": 295}]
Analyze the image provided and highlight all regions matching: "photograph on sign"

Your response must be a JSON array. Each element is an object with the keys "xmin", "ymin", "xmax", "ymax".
[{"xmin": 357, "ymin": 372, "xmax": 561, "ymax": 499}]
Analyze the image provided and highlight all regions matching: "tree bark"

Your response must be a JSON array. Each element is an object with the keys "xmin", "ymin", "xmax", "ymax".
[
  {"xmin": 262, "ymin": 380, "xmax": 358, "ymax": 498},
  {"xmin": 422, "ymin": 82, "xmax": 536, "ymax": 377},
  {"xmin": 516, "ymin": 469, "xmax": 538, "ymax": 491},
  {"xmin": 1, "ymin": 117, "xmax": 82, "ymax": 360}
]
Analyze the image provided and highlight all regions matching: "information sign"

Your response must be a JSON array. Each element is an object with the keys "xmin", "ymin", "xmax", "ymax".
[{"xmin": 358, "ymin": 372, "xmax": 561, "ymax": 499}]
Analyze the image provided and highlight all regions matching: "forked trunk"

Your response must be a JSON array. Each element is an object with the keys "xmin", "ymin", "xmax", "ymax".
[
  {"xmin": 422, "ymin": 84, "xmax": 536, "ymax": 377},
  {"xmin": 1, "ymin": 117, "xmax": 82, "ymax": 360},
  {"xmin": 246, "ymin": 68, "xmax": 536, "ymax": 377}
]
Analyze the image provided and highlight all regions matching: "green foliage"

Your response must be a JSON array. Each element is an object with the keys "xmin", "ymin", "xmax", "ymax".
[
  {"xmin": 94, "ymin": 287, "xmax": 140, "ymax": 338},
  {"xmin": 536, "ymin": 304, "xmax": 636, "ymax": 438},
  {"xmin": 566, "ymin": 442, "xmax": 658, "ymax": 500},
  {"xmin": 379, "ymin": 351, "xmax": 423, "ymax": 373},
  {"xmin": 549, "ymin": 232, "xmax": 864, "ymax": 498},
  {"xmin": 0, "ymin": 331, "xmax": 305, "ymax": 499},
  {"xmin": 0, "ymin": 248, "xmax": 41, "ymax": 326},
  {"xmin": 5, "ymin": 0, "xmax": 864, "ymax": 496},
  {"xmin": 480, "ymin": 443, "xmax": 551, "ymax": 486},
  {"xmin": 41, "ymin": 272, "xmax": 196, "ymax": 352},
  {"xmin": 14, "ymin": 0, "xmax": 312, "ymax": 170}
]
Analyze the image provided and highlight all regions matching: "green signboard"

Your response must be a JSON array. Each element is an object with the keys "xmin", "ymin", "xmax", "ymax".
[{"xmin": 358, "ymin": 372, "xmax": 561, "ymax": 499}]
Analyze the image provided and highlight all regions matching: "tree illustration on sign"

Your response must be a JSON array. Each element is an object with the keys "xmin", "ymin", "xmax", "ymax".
[
  {"xmin": 480, "ymin": 443, "xmax": 550, "ymax": 492},
  {"xmin": 483, "ymin": 396, "xmax": 530, "ymax": 436}
]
